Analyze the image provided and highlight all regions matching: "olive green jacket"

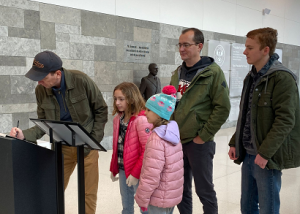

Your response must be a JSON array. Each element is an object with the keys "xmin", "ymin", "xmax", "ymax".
[
  {"xmin": 229, "ymin": 61, "xmax": 300, "ymax": 170},
  {"xmin": 170, "ymin": 62, "xmax": 231, "ymax": 144},
  {"xmin": 23, "ymin": 68, "xmax": 108, "ymax": 150}
]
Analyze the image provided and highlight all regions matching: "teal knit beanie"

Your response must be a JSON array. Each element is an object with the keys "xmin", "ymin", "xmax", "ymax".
[{"xmin": 145, "ymin": 85, "xmax": 177, "ymax": 120}]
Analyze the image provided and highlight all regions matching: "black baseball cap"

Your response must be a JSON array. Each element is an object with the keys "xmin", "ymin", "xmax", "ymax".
[{"xmin": 25, "ymin": 51, "xmax": 63, "ymax": 81}]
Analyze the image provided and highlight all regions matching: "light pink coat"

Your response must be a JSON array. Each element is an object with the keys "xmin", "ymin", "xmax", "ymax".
[{"xmin": 135, "ymin": 121, "xmax": 183, "ymax": 208}]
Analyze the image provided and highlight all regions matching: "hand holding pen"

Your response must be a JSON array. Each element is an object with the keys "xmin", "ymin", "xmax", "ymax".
[{"xmin": 9, "ymin": 120, "xmax": 25, "ymax": 140}]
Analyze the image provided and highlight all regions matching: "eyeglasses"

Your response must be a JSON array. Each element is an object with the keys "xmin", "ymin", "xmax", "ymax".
[{"xmin": 176, "ymin": 43, "xmax": 199, "ymax": 48}]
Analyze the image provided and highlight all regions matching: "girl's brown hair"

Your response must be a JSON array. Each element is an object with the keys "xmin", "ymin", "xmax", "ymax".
[
  {"xmin": 112, "ymin": 82, "xmax": 145, "ymax": 116},
  {"xmin": 152, "ymin": 117, "xmax": 169, "ymax": 130}
]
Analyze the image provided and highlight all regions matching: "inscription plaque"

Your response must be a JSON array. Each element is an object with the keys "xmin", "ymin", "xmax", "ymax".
[{"xmin": 124, "ymin": 41, "xmax": 151, "ymax": 63}]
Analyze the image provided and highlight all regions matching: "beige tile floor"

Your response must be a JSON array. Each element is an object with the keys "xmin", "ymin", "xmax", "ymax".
[{"xmin": 64, "ymin": 127, "xmax": 300, "ymax": 214}]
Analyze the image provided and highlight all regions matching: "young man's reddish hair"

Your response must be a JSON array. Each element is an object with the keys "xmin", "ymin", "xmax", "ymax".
[{"xmin": 246, "ymin": 27, "xmax": 278, "ymax": 56}]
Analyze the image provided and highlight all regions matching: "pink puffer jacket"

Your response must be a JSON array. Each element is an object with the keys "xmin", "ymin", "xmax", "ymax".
[
  {"xmin": 110, "ymin": 111, "xmax": 153, "ymax": 179},
  {"xmin": 135, "ymin": 121, "xmax": 183, "ymax": 208}
]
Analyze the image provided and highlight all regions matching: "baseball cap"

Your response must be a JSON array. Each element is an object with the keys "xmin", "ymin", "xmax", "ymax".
[{"xmin": 25, "ymin": 51, "xmax": 63, "ymax": 81}]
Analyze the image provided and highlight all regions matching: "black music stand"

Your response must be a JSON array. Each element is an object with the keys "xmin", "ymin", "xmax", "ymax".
[{"xmin": 30, "ymin": 118, "xmax": 107, "ymax": 214}]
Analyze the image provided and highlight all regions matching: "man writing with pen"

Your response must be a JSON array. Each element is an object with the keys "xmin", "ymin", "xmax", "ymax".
[{"xmin": 10, "ymin": 51, "xmax": 108, "ymax": 214}]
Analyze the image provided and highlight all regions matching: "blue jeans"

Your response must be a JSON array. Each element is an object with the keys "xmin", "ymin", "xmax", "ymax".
[
  {"xmin": 119, "ymin": 169, "xmax": 148, "ymax": 214},
  {"xmin": 148, "ymin": 205, "xmax": 174, "ymax": 214},
  {"xmin": 241, "ymin": 154, "xmax": 282, "ymax": 214}
]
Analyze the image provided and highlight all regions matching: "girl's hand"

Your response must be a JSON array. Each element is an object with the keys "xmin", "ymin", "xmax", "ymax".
[
  {"xmin": 126, "ymin": 174, "xmax": 138, "ymax": 187},
  {"xmin": 110, "ymin": 172, "xmax": 119, "ymax": 182}
]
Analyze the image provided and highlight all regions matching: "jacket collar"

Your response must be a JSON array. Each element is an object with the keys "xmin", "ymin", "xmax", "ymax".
[{"xmin": 45, "ymin": 68, "xmax": 74, "ymax": 95}]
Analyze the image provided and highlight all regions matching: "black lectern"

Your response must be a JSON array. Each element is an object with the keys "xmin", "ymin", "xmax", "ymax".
[
  {"xmin": 30, "ymin": 118, "xmax": 107, "ymax": 214},
  {"xmin": 0, "ymin": 137, "xmax": 57, "ymax": 214}
]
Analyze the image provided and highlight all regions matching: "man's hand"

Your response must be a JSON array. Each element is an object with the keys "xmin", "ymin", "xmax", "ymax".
[
  {"xmin": 193, "ymin": 135, "xmax": 205, "ymax": 144},
  {"xmin": 228, "ymin": 147, "xmax": 238, "ymax": 160},
  {"xmin": 126, "ymin": 174, "xmax": 138, "ymax": 187},
  {"xmin": 254, "ymin": 154, "xmax": 268, "ymax": 169},
  {"xmin": 10, "ymin": 127, "xmax": 25, "ymax": 140}
]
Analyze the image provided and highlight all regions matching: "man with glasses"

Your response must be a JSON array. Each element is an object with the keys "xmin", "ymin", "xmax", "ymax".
[{"xmin": 170, "ymin": 28, "xmax": 230, "ymax": 214}]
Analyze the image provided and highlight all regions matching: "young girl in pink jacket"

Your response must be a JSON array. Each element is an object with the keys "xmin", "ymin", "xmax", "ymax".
[
  {"xmin": 110, "ymin": 82, "xmax": 152, "ymax": 214},
  {"xmin": 135, "ymin": 85, "xmax": 184, "ymax": 214}
]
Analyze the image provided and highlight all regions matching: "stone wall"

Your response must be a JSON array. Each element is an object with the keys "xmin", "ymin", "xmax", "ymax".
[{"xmin": 0, "ymin": 0, "xmax": 299, "ymax": 149}]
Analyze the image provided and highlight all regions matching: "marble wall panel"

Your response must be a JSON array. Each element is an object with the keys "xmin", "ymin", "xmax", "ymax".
[
  {"xmin": 39, "ymin": 3, "xmax": 81, "ymax": 26},
  {"xmin": 101, "ymin": 91, "xmax": 114, "ymax": 107},
  {"xmin": 0, "ymin": 6, "xmax": 24, "ymax": 28},
  {"xmin": 26, "ymin": 57, "xmax": 34, "ymax": 71},
  {"xmin": 134, "ymin": 20, "xmax": 159, "ymax": 30},
  {"xmin": 12, "ymin": 112, "xmax": 30, "ymax": 130},
  {"xmin": 116, "ymin": 31, "xmax": 133, "ymax": 41},
  {"xmin": 117, "ymin": 17, "xmax": 134, "ymax": 33},
  {"xmin": 94, "ymin": 45, "xmax": 116, "ymax": 62},
  {"xmin": 0, "ymin": 114, "xmax": 12, "ymax": 133},
  {"xmin": 10, "ymin": 76, "xmax": 37, "ymax": 94},
  {"xmin": 56, "ymin": 33, "xmax": 70, "ymax": 42},
  {"xmin": 160, "ymin": 24, "xmax": 183, "ymax": 39},
  {"xmin": 0, "ymin": 56, "xmax": 26, "ymax": 66},
  {"xmin": 160, "ymin": 51, "xmax": 175, "ymax": 65},
  {"xmin": 133, "ymin": 27, "xmax": 152, "ymax": 43},
  {"xmin": 0, "ymin": 66, "xmax": 27, "ymax": 75},
  {"xmin": 94, "ymin": 61, "xmax": 117, "ymax": 85},
  {"xmin": 70, "ymin": 34, "xmax": 116, "ymax": 46},
  {"xmin": 0, "ymin": 0, "xmax": 39, "ymax": 11},
  {"xmin": 151, "ymin": 44, "xmax": 160, "ymax": 65},
  {"xmin": 69, "ymin": 43, "xmax": 94, "ymax": 60},
  {"xmin": 288, "ymin": 58, "xmax": 300, "ymax": 72},
  {"xmin": 116, "ymin": 62, "xmax": 134, "ymax": 71},
  {"xmin": 2, "ymin": 103, "xmax": 37, "ymax": 113},
  {"xmin": 0, "ymin": 75, "xmax": 36, "ymax": 105},
  {"xmin": 152, "ymin": 30, "xmax": 160, "ymax": 44},
  {"xmin": 28, "ymin": 111, "xmax": 38, "ymax": 128},
  {"xmin": 24, "ymin": 10, "xmax": 40, "ymax": 30},
  {"xmin": 0, "ymin": 75, "xmax": 11, "ymax": 100},
  {"xmin": 116, "ymin": 39, "xmax": 124, "ymax": 62},
  {"xmin": 0, "ymin": 26, "xmax": 8, "ymax": 36},
  {"xmin": 55, "ymin": 24, "xmax": 81, "ymax": 34},
  {"xmin": 133, "ymin": 63, "xmax": 149, "ymax": 71},
  {"xmin": 175, "ymin": 52, "xmax": 183, "ymax": 65},
  {"xmin": 81, "ymin": 10, "xmax": 116, "ymax": 38},
  {"xmin": 159, "ymin": 37, "xmax": 168, "ymax": 57},
  {"xmin": 103, "ymin": 115, "xmax": 113, "ymax": 136},
  {"xmin": 40, "ymin": 21, "xmax": 55, "ymax": 49},
  {"xmin": 62, "ymin": 59, "xmax": 83, "ymax": 71},
  {"xmin": 55, "ymin": 42, "xmax": 70, "ymax": 59},
  {"xmin": 8, "ymin": 27, "xmax": 40, "ymax": 39},
  {"xmin": 97, "ymin": 84, "xmax": 117, "ymax": 92},
  {"xmin": 83, "ymin": 61, "xmax": 94, "ymax": 77},
  {"xmin": 159, "ymin": 64, "xmax": 178, "ymax": 77}
]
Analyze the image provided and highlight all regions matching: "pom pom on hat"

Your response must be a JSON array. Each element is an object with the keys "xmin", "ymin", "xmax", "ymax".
[
  {"xmin": 145, "ymin": 85, "xmax": 177, "ymax": 120},
  {"xmin": 162, "ymin": 85, "xmax": 177, "ymax": 95}
]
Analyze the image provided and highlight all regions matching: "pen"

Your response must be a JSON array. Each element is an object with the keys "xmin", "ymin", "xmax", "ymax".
[{"xmin": 16, "ymin": 120, "xmax": 19, "ymax": 138}]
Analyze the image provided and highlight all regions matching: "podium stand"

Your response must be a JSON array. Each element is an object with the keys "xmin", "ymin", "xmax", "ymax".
[
  {"xmin": 30, "ymin": 118, "xmax": 107, "ymax": 214},
  {"xmin": 0, "ymin": 137, "xmax": 57, "ymax": 214}
]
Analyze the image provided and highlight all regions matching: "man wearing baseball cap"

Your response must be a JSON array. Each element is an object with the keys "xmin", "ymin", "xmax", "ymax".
[{"xmin": 10, "ymin": 51, "xmax": 108, "ymax": 214}]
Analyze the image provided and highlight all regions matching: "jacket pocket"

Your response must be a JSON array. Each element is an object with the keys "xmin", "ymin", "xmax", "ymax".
[
  {"xmin": 70, "ymin": 93, "xmax": 91, "ymax": 123},
  {"xmin": 40, "ymin": 103, "xmax": 56, "ymax": 119},
  {"xmin": 257, "ymin": 92, "xmax": 274, "ymax": 121}
]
